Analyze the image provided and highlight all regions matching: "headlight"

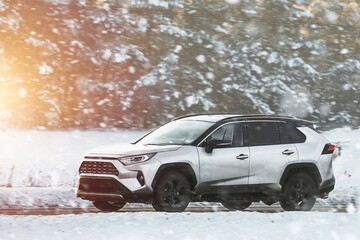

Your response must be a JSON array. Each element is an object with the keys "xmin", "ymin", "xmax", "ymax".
[{"xmin": 118, "ymin": 153, "xmax": 156, "ymax": 165}]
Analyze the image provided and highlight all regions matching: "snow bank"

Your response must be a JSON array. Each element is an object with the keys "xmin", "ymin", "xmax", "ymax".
[
  {"xmin": 0, "ymin": 187, "xmax": 90, "ymax": 208},
  {"xmin": 0, "ymin": 130, "xmax": 145, "ymax": 187},
  {"xmin": 323, "ymin": 128, "xmax": 360, "ymax": 208}
]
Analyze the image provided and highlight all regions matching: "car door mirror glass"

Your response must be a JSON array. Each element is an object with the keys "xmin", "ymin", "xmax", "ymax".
[{"xmin": 204, "ymin": 139, "xmax": 231, "ymax": 153}]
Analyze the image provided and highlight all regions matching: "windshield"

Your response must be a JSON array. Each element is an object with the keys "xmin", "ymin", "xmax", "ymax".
[{"xmin": 137, "ymin": 120, "xmax": 213, "ymax": 145}]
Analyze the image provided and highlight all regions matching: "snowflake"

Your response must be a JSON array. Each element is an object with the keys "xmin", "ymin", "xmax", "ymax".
[
  {"xmin": 38, "ymin": 64, "xmax": 54, "ymax": 75},
  {"xmin": 196, "ymin": 55, "xmax": 206, "ymax": 63}
]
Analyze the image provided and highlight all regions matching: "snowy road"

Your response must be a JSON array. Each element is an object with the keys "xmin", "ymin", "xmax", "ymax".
[
  {"xmin": 0, "ymin": 211, "xmax": 359, "ymax": 240},
  {"xmin": 0, "ymin": 205, "xmax": 350, "ymax": 215}
]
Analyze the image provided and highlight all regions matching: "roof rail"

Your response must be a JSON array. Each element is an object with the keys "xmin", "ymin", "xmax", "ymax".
[
  {"xmin": 222, "ymin": 115, "xmax": 296, "ymax": 122},
  {"xmin": 173, "ymin": 112, "xmax": 235, "ymax": 121},
  {"xmin": 172, "ymin": 113, "xmax": 295, "ymax": 121}
]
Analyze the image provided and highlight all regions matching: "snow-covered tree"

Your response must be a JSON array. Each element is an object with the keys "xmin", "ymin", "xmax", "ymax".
[{"xmin": 0, "ymin": 0, "xmax": 359, "ymax": 130}]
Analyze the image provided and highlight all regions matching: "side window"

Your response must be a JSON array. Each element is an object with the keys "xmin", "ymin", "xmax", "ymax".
[
  {"xmin": 279, "ymin": 123, "xmax": 306, "ymax": 144},
  {"xmin": 232, "ymin": 124, "xmax": 244, "ymax": 147},
  {"xmin": 209, "ymin": 124, "xmax": 233, "ymax": 143},
  {"xmin": 245, "ymin": 122, "xmax": 280, "ymax": 146},
  {"xmin": 207, "ymin": 123, "xmax": 243, "ymax": 147}
]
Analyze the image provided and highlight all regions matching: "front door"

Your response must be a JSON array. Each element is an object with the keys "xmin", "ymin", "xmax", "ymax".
[{"xmin": 197, "ymin": 122, "xmax": 250, "ymax": 192}]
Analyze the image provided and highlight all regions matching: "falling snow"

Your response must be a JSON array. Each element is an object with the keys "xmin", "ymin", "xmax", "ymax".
[
  {"xmin": 196, "ymin": 55, "xmax": 206, "ymax": 63},
  {"xmin": 38, "ymin": 64, "xmax": 54, "ymax": 75}
]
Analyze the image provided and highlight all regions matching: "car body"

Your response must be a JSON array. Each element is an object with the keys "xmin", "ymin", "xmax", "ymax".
[{"xmin": 76, "ymin": 114, "xmax": 336, "ymax": 212}]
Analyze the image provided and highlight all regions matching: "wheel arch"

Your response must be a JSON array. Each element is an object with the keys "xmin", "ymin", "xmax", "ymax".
[
  {"xmin": 151, "ymin": 163, "xmax": 198, "ymax": 190},
  {"xmin": 280, "ymin": 163, "xmax": 322, "ymax": 188}
]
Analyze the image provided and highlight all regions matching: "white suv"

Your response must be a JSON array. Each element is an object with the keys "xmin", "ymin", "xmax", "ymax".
[{"xmin": 76, "ymin": 114, "xmax": 335, "ymax": 212}]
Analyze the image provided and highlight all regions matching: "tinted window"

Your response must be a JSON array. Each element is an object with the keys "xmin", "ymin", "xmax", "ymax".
[
  {"xmin": 279, "ymin": 123, "xmax": 306, "ymax": 144},
  {"xmin": 208, "ymin": 123, "xmax": 243, "ymax": 147},
  {"xmin": 245, "ymin": 122, "xmax": 280, "ymax": 146}
]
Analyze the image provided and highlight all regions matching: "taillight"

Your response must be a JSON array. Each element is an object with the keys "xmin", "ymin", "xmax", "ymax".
[{"xmin": 322, "ymin": 143, "xmax": 336, "ymax": 154}]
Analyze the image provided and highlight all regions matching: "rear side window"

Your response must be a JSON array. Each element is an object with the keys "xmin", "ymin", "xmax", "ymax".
[
  {"xmin": 279, "ymin": 123, "xmax": 306, "ymax": 144},
  {"xmin": 245, "ymin": 122, "xmax": 280, "ymax": 146}
]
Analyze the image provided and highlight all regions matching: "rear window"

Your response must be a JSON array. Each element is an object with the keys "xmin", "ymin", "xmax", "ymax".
[{"xmin": 279, "ymin": 123, "xmax": 306, "ymax": 144}]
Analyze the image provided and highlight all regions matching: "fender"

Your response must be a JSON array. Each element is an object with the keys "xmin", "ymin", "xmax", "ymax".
[
  {"xmin": 151, "ymin": 163, "xmax": 198, "ymax": 189},
  {"xmin": 280, "ymin": 163, "xmax": 322, "ymax": 186}
]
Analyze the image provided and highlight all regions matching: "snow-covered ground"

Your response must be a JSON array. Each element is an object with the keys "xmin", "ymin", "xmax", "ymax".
[
  {"xmin": 0, "ymin": 128, "xmax": 359, "ymax": 240},
  {"xmin": 0, "ymin": 211, "xmax": 359, "ymax": 240}
]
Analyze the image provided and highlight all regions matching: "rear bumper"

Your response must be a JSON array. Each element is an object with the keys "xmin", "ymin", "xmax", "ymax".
[{"xmin": 319, "ymin": 176, "xmax": 335, "ymax": 198}]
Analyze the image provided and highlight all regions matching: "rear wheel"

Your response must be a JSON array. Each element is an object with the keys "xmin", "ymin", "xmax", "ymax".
[
  {"xmin": 221, "ymin": 200, "xmax": 252, "ymax": 211},
  {"xmin": 153, "ymin": 171, "xmax": 191, "ymax": 212},
  {"xmin": 92, "ymin": 200, "xmax": 126, "ymax": 212},
  {"xmin": 280, "ymin": 173, "xmax": 317, "ymax": 211}
]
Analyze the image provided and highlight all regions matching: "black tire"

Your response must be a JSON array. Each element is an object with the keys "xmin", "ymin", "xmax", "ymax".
[
  {"xmin": 221, "ymin": 200, "xmax": 252, "ymax": 211},
  {"xmin": 151, "ymin": 203, "xmax": 161, "ymax": 211},
  {"xmin": 92, "ymin": 200, "xmax": 126, "ymax": 212},
  {"xmin": 153, "ymin": 171, "xmax": 191, "ymax": 212},
  {"xmin": 280, "ymin": 172, "xmax": 317, "ymax": 211}
]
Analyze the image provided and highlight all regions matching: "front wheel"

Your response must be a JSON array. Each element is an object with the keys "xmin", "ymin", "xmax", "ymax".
[
  {"xmin": 221, "ymin": 200, "xmax": 252, "ymax": 211},
  {"xmin": 92, "ymin": 200, "xmax": 126, "ymax": 212},
  {"xmin": 153, "ymin": 171, "xmax": 191, "ymax": 212},
  {"xmin": 279, "ymin": 173, "xmax": 317, "ymax": 211}
]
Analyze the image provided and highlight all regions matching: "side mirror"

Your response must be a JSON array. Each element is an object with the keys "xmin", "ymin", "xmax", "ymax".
[
  {"xmin": 205, "ymin": 140, "xmax": 216, "ymax": 153},
  {"xmin": 204, "ymin": 139, "xmax": 231, "ymax": 153}
]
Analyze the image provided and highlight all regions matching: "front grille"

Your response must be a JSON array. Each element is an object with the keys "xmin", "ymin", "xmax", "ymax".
[{"xmin": 79, "ymin": 161, "xmax": 119, "ymax": 176}]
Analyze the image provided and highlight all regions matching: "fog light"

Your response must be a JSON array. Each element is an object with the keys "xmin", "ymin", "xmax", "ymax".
[{"xmin": 137, "ymin": 172, "xmax": 145, "ymax": 186}]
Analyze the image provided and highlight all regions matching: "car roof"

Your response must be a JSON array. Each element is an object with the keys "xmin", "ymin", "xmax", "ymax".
[
  {"xmin": 174, "ymin": 113, "xmax": 313, "ymax": 126},
  {"xmin": 175, "ymin": 114, "xmax": 240, "ymax": 122}
]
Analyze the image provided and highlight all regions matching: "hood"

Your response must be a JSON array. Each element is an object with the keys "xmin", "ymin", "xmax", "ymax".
[{"xmin": 86, "ymin": 143, "xmax": 182, "ymax": 157}]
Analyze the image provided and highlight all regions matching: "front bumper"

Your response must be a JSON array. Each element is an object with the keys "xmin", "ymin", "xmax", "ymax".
[
  {"xmin": 76, "ymin": 158, "xmax": 161, "ymax": 203},
  {"xmin": 76, "ymin": 176, "xmax": 153, "ymax": 202}
]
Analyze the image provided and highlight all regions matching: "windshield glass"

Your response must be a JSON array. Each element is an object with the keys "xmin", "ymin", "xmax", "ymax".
[{"xmin": 137, "ymin": 120, "xmax": 213, "ymax": 145}]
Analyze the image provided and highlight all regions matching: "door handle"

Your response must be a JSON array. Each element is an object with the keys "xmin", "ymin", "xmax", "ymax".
[
  {"xmin": 236, "ymin": 154, "xmax": 249, "ymax": 160},
  {"xmin": 282, "ymin": 149, "xmax": 295, "ymax": 155}
]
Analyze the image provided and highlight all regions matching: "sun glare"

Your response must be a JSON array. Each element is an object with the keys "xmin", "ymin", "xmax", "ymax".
[{"xmin": 0, "ymin": 70, "xmax": 32, "ymax": 127}]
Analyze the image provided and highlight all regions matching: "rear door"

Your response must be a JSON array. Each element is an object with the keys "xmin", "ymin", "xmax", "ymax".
[{"xmin": 244, "ymin": 121, "xmax": 298, "ymax": 185}]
